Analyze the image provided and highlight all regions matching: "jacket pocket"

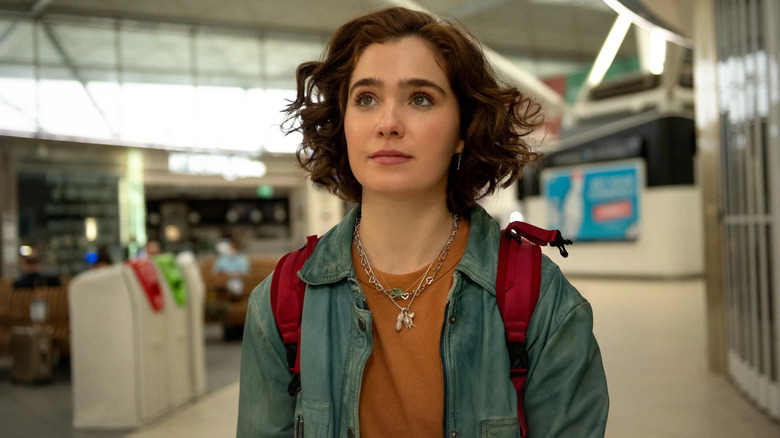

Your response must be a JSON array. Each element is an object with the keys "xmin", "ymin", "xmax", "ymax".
[
  {"xmin": 480, "ymin": 417, "xmax": 521, "ymax": 438},
  {"xmin": 301, "ymin": 400, "xmax": 332, "ymax": 437}
]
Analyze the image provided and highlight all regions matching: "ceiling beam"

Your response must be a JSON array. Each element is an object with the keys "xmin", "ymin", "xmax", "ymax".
[
  {"xmin": 0, "ymin": 92, "xmax": 36, "ymax": 123},
  {"xmin": 0, "ymin": 21, "xmax": 20, "ymax": 50},
  {"xmin": 41, "ymin": 22, "xmax": 119, "ymax": 137},
  {"xmin": 448, "ymin": 0, "xmax": 512, "ymax": 19},
  {"xmin": 30, "ymin": 0, "xmax": 54, "ymax": 17},
  {"xmin": 0, "ymin": 0, "xmax": 53, "ymax": 51}
]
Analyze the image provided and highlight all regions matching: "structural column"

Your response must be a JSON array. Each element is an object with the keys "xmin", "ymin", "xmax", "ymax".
[
  {"xmin": 0, "ymin": 139, "xmax": 18, "ymax": 280},
  {"xmin": 693, "ymin": 0, "xmax": 727, "ymax": 373},
  {"xmin": 290, "ymin": 182, "xmax": 343, "ymax": 246}
]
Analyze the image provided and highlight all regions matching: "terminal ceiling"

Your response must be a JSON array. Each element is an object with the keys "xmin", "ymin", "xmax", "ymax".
[
  {"xmin": 0, "ymin": 0, "xmax": 630, "ymax": 68},
  {"xmin": 0, "ymin": 0, "xmax": 642, "ymax": 198}
]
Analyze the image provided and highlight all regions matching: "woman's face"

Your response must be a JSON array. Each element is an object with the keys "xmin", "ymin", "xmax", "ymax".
[{"xmin": 344, "ymin": 36, "xmax": 463, "ymax": 203}]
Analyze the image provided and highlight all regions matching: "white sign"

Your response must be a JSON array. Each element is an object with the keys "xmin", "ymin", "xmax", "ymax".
[{"xmin": 168, "ymin": 153, "xmax": 267, "ymax": 180}]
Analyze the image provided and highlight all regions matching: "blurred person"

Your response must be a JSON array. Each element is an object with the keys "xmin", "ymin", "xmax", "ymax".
[
  {"xmin": 91, "ymin": 246, "xmax": 112, "ymax": 269},
  {"xmin": 137, "ymin": 239, "xmax": 161, "ymax": 259},
  {"xmin": 13, "ymin": 251, "xmax": 61, "ymax": 289},
  {"xmin": 213, "ymin": 237, "xmax": 250, "ymax": 298},
  {"xmin": 237, "ymin": 7, "xmax": 608, "ymax": 438}
]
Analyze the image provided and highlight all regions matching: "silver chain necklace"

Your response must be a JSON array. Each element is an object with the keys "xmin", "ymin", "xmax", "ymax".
[{"xmin": 353, "ymin": 213, "xmax": 460, "ymax": 331}]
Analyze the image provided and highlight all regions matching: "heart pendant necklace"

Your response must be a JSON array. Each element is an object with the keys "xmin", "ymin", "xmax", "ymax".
[{"xmin": 354, "ymin": 213, "xmax": 460, "ymax": 332}]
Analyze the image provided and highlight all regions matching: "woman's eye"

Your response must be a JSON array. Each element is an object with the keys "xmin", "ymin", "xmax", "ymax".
[
  {"xmin": 411, "ymin": 94, "xmax": 432, "ymax": 106},
  {"xmin": 356, "ymin": 94, "xmax": 376, "ymax": 106}
]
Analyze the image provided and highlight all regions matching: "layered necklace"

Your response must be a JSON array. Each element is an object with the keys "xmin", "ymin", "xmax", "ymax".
[{"xmin": 354, "ymin": 213, "xmax": 460, "ymax": 332}]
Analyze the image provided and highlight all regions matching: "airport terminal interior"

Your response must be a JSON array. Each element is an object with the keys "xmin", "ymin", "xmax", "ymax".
[{"xmin": 1, "ymin": 0, "xmax": 780, "ymax": 436}]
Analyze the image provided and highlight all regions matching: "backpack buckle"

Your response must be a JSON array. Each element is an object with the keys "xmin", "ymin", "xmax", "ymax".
[{"xmin": 551, "ymin": 232, "xmax": 573, "ymax": 258}]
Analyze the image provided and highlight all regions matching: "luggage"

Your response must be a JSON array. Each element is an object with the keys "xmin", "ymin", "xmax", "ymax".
[{"xmin": 11, "ymin": 325, "xmax": 54, "ymax": 384}]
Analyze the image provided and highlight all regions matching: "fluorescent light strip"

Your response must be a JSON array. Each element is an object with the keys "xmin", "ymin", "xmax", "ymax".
[
  {"xmin": 586, "ymin": 14, "xmax": 632, "ymax": 87},
  {"xmin": 602, "ymin": 0, "xmax": 691, "ymax": 47},
  {"xmin": 649, "ymin": 27, "xmax": 666, "ymax": 75}
]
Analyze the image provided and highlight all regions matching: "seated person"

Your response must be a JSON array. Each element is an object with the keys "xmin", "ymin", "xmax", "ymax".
[
  {"xmin": 212, "ymin": 238, "xmax": 249, "ymax": 298},
  {"xmin": 14, "ymin": 252, "xmax": 61, "ymax": 289},
  {"xmin": 91, "ymin": 246, "xmax": 113, "ymax": 269}
]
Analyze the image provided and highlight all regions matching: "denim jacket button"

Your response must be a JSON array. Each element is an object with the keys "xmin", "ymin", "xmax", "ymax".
[
  {"xmin": 347, "ymin": 426, "xmax": 355, "ymax": 438},
  {"xmin": 449, "ymin": 430, "xmax": 458, "ymax": 438},
  {"xmin": 448, "ymin": 315, "xmax": 457, "ymax": 324},
  {"xmin": 358, "ymin": 318, "xmax": 366, "ymax": 331}
]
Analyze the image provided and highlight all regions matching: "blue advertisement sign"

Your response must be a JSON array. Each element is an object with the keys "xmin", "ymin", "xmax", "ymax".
[{"xmin": 542, "ymin": 160, "xmax": 642, "ymax": 241}]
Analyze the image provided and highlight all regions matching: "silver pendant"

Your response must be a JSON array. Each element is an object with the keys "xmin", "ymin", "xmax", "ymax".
[{"xmin": 395, "ymin": 308, "xmax": 415, "ymax": 331}]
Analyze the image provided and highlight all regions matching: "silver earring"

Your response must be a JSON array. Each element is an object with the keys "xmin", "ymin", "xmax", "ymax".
[{"xmin": 456, "ymin": 153, "xmax": 462, "ymax": 171}]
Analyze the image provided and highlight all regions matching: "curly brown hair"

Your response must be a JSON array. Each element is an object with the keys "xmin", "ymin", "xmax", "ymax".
[{"xmin": 284, "ymin": 6, "xmax": 543, "ymax": 214}]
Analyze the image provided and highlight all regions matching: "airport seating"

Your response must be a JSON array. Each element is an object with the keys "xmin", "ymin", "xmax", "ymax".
[
  {"xmin": 200, "ymin": 256, "xmax": 279, "ymax": 339},
  {"xmin": 0, "ymin": 280, "xmax": 11, "ymax": 358},
  {"xmin": 0, "ymin": 284, "xmax": 70, "ymax": 361},
  {"xmin": 0, "ymin": 252, "xmax": 278, "ymax": 363}
]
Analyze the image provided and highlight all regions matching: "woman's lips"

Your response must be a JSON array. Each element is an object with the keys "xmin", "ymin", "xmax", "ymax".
[{"xmin": 369, "ymin": 150, "xmax": 412, "ymax": 165}]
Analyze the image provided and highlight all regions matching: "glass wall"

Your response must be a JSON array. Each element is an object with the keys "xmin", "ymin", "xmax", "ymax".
[
  {"xmin": 0, "ymin": 14, "xmax": 593, "ymax": 155},
  {"xmin": 0, "ymin": 16, "xmax": 326, "ymax": 154}
]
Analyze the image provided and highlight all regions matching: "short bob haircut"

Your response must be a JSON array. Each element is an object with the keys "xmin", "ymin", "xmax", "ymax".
[{"xmin": 284, "ymin": 6, "xmax": 543, "ymax": 214}]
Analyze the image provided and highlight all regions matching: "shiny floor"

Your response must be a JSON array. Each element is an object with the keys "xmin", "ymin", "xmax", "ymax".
[{"xmin": 3, "ymin": 278, "xmax": 780, "ymax": 437}]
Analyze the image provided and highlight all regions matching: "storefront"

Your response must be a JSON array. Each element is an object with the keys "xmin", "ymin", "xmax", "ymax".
[{"xmin": 0, "ymin": 136, "xmax": 309, "ymax": 280}]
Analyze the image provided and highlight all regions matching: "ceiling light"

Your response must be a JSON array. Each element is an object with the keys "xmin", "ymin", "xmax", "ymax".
[
  {"xmin": 586, "ymin": 14, "xmax": 632, "ymax": 87},
  {"xmin": 602, "ymin": 0, "xmax": 691, "ymax": 47},
  {"xmin": 648, "ymin": 27, "xmax": 666, "ymax": 75},
  {"xmin": 85, "ymin": 217, "xmax": 98, "ymax": 242}
]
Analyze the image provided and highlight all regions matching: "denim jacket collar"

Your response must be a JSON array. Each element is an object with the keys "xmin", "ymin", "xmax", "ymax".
[{"xmin": 299, "ymin": 204, "xmax": 501, "ymax": 295}]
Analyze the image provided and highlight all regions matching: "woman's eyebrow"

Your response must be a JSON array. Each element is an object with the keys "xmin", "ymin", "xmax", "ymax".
[
  {"xmin": 348, "ymin": 77, "xmax": 447, "ymax": 96},
  {"xmin": 399, "ymin": 78, "xmax": 447, "ymax": 95},
  {"xmin": 349, "ymin": 77, "xmax": 382, "ymax": 96}
]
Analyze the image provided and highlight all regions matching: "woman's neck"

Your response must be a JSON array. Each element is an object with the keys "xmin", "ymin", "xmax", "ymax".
[{"xmin": 357, "ymin": 196, "xmax": 457, "ymax": 275}]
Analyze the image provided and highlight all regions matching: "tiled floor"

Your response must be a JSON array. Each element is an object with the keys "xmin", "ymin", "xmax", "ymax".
[
  {"xmin": 573, "ymin": 277, "xmax": 780, "ymax": 437},
  {"xmin": 3, "ymin": 279, "xmax": 780, "ymax": 437},
  {"xmin": 0, "ymin": 324, "xmax": 243, "ymax": 438}
]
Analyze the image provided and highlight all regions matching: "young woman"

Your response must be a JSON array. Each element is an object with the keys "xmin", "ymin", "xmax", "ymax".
[{"xmin": 237, "ymin": 7, "xmax": 608, "ymax": 437}]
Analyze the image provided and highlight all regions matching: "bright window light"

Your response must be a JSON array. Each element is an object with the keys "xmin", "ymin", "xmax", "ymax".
[
  {"xmin": 40, "ymin": 80, "xmax": 115, "ymax": 139},
  {"xmin": 0, "ymin": 78, "xmax": 302, "ymax": 155},
  {"xmin": 258, "ymin": 89, "xmax": 302, "ymax": 154},
  {"xmin": 121, "ymin": 82, "xmax": 197, "ymax": 147},
  {"xmin": 0, "ymin": 78, "xmax": 37, "ymax": 132}
]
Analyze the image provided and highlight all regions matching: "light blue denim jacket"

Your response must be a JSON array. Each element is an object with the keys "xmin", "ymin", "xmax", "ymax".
[{"xmin": 237, "ymin": 205, "xmax": 609, "ymax": 437}]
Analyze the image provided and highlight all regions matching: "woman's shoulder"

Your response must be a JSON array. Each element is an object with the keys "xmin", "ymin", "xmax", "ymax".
[
  {"xmin": 533, "ymin": 255, "xmax": 590, "ymax": 331},
  {"xmin": 246, "ymin": 274, "xmax": 274, "ymax": 315}
]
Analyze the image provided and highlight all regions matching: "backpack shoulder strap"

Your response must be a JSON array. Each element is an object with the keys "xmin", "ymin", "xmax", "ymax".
[
  {"xmin": 269, "ymin": 234, "xmax": 318, "ymax": 395},
  {"xmin": 496, "ymin": 221, "xmax": 571, "ymax": 437}
]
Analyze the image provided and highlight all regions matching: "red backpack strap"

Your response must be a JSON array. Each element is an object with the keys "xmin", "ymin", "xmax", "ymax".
[
  {"xmin": 496, "ymin": 222, "xmax": 572, "ymax": 437},
  {"xmin": 269, "ymin": 234, "xmax": 318, "ymax": 396},
  {"xmin": 505, "ymin": 221, "xmax": 572, "ymax": 258}
]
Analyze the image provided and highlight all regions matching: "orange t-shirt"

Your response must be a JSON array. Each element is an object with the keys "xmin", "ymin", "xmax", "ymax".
[{"xmin": 352, "ymin": 219, "xmax": 470, "ymax": 437}]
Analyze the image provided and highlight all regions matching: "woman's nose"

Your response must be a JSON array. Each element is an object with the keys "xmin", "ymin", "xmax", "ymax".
[{"xmin": 376, "ymin": 103, "xmax": 404, "ymax": 138}]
